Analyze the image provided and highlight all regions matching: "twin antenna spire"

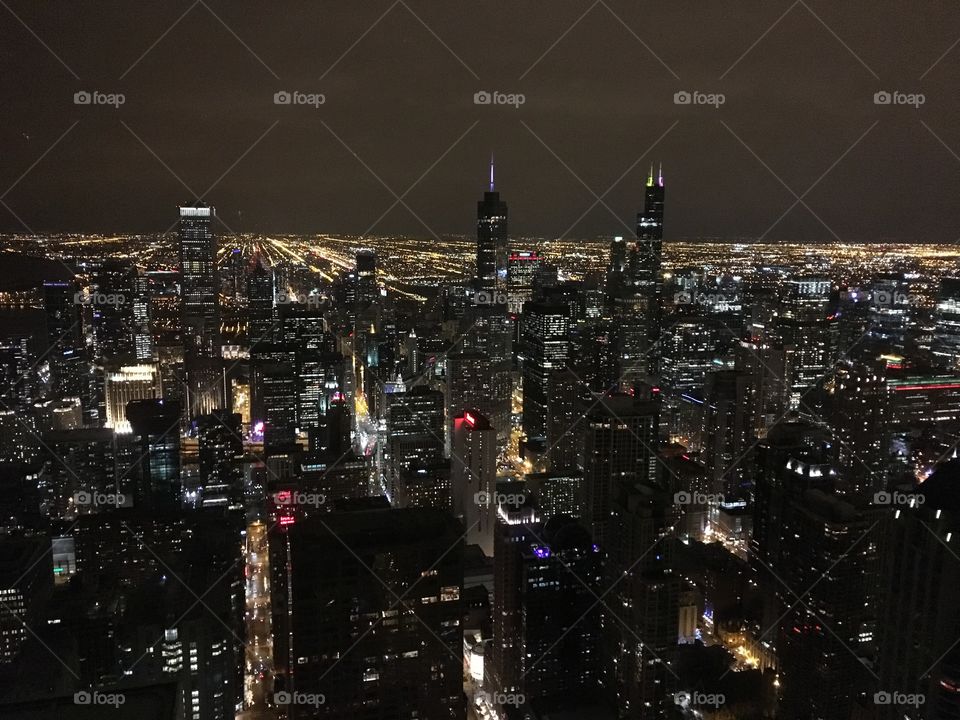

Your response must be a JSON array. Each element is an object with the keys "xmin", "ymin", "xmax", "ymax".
[{"xmin": 647, "ymin": 163, "xmax": 664, "ymax": 188}]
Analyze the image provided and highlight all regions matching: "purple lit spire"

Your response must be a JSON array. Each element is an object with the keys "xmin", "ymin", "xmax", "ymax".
[
  {"xmin": 658, "ymin": 162, "xmax": 664, "ymax": 187},
  {"xmin": 489, "ymin": 154, "xmax": 495, "ymax": 192}
]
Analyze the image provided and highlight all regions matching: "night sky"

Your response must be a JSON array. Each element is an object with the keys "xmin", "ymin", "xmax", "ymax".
[{"xmin": 1, "ymin": 0, "xmax": 958, "ymax": 241}]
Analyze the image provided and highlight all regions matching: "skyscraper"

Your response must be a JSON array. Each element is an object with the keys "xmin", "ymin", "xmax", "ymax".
[
  {"xmin": 520, "ymin": 301, "xmax": 571, "ymax": 441},
  {"xmin": 356, "ymin": 248, "xmax": 378, "ymax": 306},
  {"xmin": 178, "ymin": 203, "xmax": 223, "ymax": 418},
  {"xmin": 42, "ymin": 280, "xmax": 86, "ymax": 400},
  {"xmin": 269, "ymin": 507, "xmax": 464, "ymax": 719},
  {"xmin": 246, "ymin": 252, "xmax": 275, "ymax": 347},
  {"xmin": 451, "ymin": 409, "xmax": 498, "ymax": 556},
  {"xmin": 475, "ymin": 158, "xmax": 508, "ymax": 298},
  {"xmin": 634, "ymin": 164, "xmax": 665, "ymax": 376}
]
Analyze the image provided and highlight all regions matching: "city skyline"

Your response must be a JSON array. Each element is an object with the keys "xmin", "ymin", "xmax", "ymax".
[{"xmin": 3, "ymin": 4, "xmax": 960, "ymax": 720}]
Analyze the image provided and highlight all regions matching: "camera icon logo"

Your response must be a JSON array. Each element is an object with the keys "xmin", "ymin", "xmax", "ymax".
[
  {"xmin": 474, "ymin": 90, "xmax": 492, "ymax": 105},
  {"xmin": 873, "ymin": 491, "xmax": 892, "ymax": 505},
  {"xmin": 674, "ymin": 90, "xmax": 692, "ymax": 105},
  {"xmin": 673, "ymin": 491, "xmax": 691, "ymax": 505},
  {"xmin": 874, "ymin": 90, "xmax": 892, "ymax": 105},
  {"xmin": 74, "ymin": 91, "xmax": 92, "ymax": 105},
  {"xmin": 274, "ymin": 691, "xmax": 292, "ymax": 705},
  {"xmin": 74, "ymin": 491, "xmax": 92, "ymax": 506},
  {"xmin": 74, "ymin": 691, "xmax": 92, "ymax": 705},
  {"xmin": 274, "ymin": 91, "xmax": 292, "ymax": 105}
]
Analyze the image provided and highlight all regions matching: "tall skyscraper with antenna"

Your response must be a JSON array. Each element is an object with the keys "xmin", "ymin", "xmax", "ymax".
[
  {"xmin": 635, "ymin": 164, "xmax": 666, "ymax": 376},
  {"xmin": 475, "ymin": 156, "xmax": 509, "ymax": 297}
]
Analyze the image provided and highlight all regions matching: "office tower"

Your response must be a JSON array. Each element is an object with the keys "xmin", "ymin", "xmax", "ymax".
[
  {"xmin": 42, "ymin": 280, "xmax": 86, "ymax": 399},
  {"xmin": 458, "ymin": 311, "xmax": 513, "ymax": 453},
  {"xmin": 446, "ymin": 350, "xmax": 494, "ymax": 451},
  {"xmin": 91, "ymin": 258, "xmax": 136, "ymax": 360},
  {"xmin": 700, "ymin": 369, "xmax": 755, "ymax": 498},
  {"xmin": 633, "ymin": 164, "xmax": 665, "ymax": 377},
  {"xmin": 178, "ymin": 203, "xmax": 223, "ymax": 417},
  {"xmin": 753, "ymin": 430, "xmax": 881, "ymax": 719},
  {"xmin": 735, "ymin": 335, "xmax": 789, "ymax": 440},
  {"xmin": 886, "ymin": 367, "xmax": 960, "ymax": 432},
  {"xmin": 525, "ymin": 472, "xmax": 584, "ymax": 521},
  {"xmin": 246, "ymin": 253, "xmax": 275, "ymax": 347},
  {"xmin": 0, "ymin": 536, "xmax": 52, "ymax": 664},
  {"xmin": 131, "ymin": 270, "xmax": 154, "ymax": 361},
  {"xmin": 384, "ymin": 386, "xmax": 445, "ymax": 501},
  {"xmin": 0, "ymin": 334, "xmax": 35, "ymax": 409},
  {"xmin": 475, "ymin": 159, "xmax": 509, "ymax": 297},
  {"xmin": 661, "ymin": 315, "xmax": 731, "ymax": 395},
  {"xmin": 196, "ymin": 409, "xmax": 243, "ymax": 509},
  {"xmin": 773, "ymin": 489, "xmax": 881, "ymax": 720},
  {"xmin": 875, "ymin": 463, "xmax": 960, "ymax": 720},
  {"xmin": 546, "ymin": 367, "xmax": 587, "ymax": 472},
  {"xmin": 250, "ymin": 343, "xmax": 298, "ymax": 455},
  {"xmin": 490, "ymin": 516, "xmax": 600, "ymax": 706},
  {"xmin": 451, "ymin": 409, "xmax": 498, "ymax": 556},
  {"xmin": 394, "ymin": 461, "xmax": 452, "ymax": 509},
  {"xmin": 826, "ymin": 359, "xmax": 889, "ymax": 496},
  {"xmin": 868, "ymin": 274, "xmax": 912, "ymax": 353},
  {"xmin": 67, "ymin": 513, "xmax": 244, "ymax": 720},
  {"xmin": 41, "ymin": 428, "xmax": 118, "ymax": 519},
  {"xmin": 582, "ymin": 390, "xmax": 659, "ymax": 545},
  {"xmin": 603, "ymin": 481, "xmax": 679, "ymax": 718},
  {"xmin": 933, "ymin": 277, "xmax": 960, "ymax": 370},
  {"xmin": 297, "ymin": 451, "xmax": 370, "ymax": 506},
  {"xmin": 356, "ymin": 248, "xmax": 377, "ymax": 306},
  {"xmin": 507, "ymin": 251, "xmax": 542, "ymax": 313},
  {"xmin": 268, "ymin": 508, "xmax": 464, "ymax": 719},
  {"xmin": 572, "ymin": 320, "xmax": 619, "ymax": 393},
  {"xmin": 520, "ymin": 302, "xmax": 570, "ymax": 441},
  {"xmin": 0, "ymin": 410, "xmax": 37, "ymax": 463},
  {"xmin": 312, "ymin": 394, "xmax": 352, "ymax": 456},
  {"xmin": 126, "ymin": 399, "xmax": 182, "ymax": 510},
  {"xmin": 103, "ymin": 363, "xmax": 161, "ymax": 433},
  {"xmin": 488, "ymin": 516, "xmax": 537, "ymax": 704},
  {"xmin": 777, "ymin": 277, "xmax": 838, "ymax": 408}
]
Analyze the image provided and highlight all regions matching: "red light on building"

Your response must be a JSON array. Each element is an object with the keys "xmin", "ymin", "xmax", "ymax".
[
  {"xmin": 893, "ymin": 383, "xmax": 960, "ymax": 392},
  {"xmin": 464, "ymin": 412, "xmax": 476, "ymax": 428},
  {"xmin": 279, "ymin": 515, "xmax": 296, "ymax": 526}
]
